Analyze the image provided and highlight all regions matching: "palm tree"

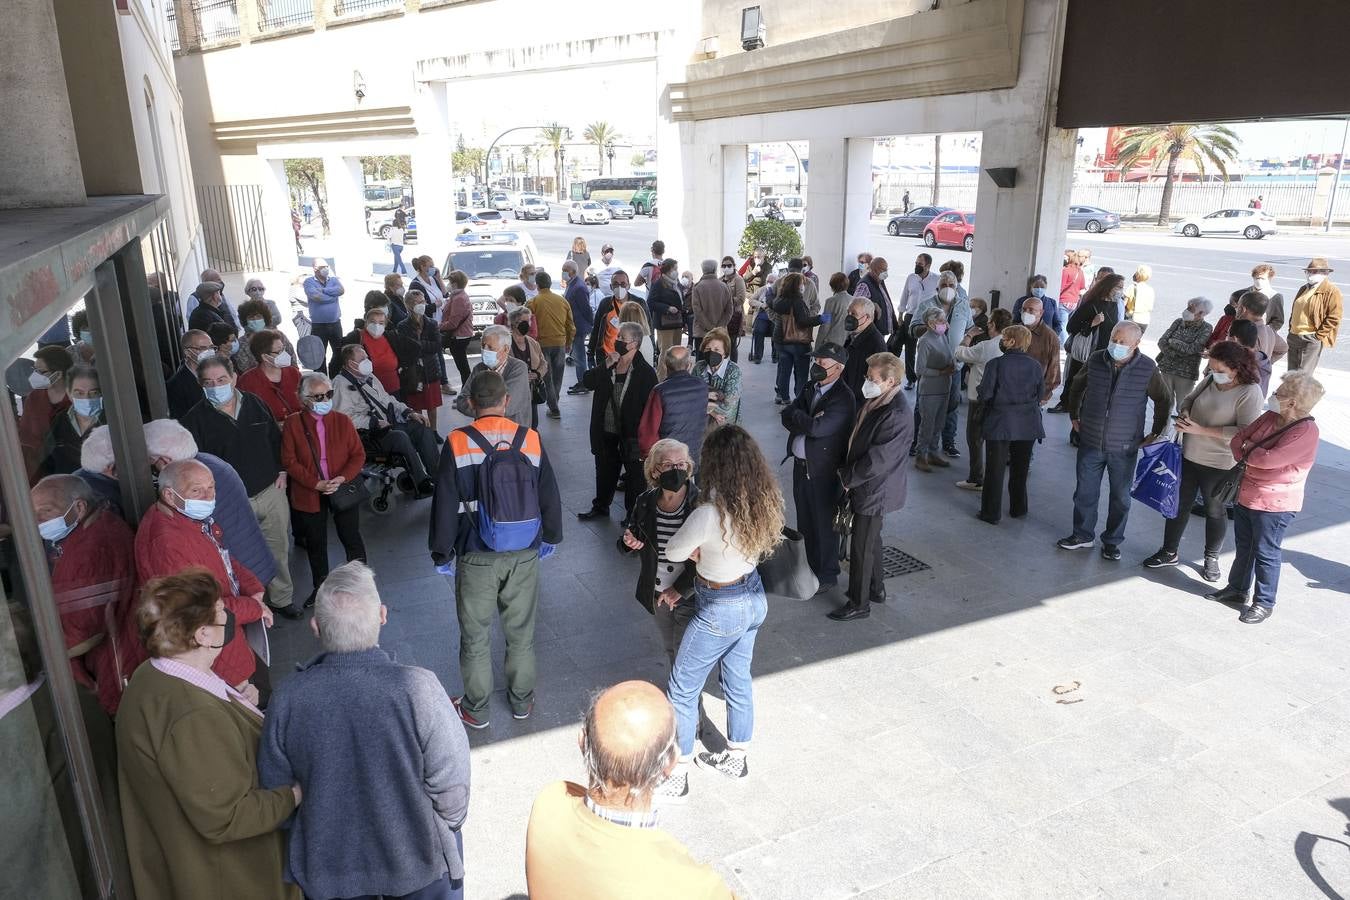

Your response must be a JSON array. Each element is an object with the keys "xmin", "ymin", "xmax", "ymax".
[
  {"xmin": 1113, "ymin": 124, "xmax": 1241, "ymax": 225},
  {"xmin": 584, "ymin": 122, "xmax": 621, "ymax": 176},
  {"xmin": 539, "ymin": 124, "xmax": 567, "ymax": 201}
]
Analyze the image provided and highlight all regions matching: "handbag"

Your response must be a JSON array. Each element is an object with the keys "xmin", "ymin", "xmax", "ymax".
[
  {"xmin": 1069, "ymin": 328, "xmax": 1096, "ymax": 363},
  {"xmin": 757, "ymin": 526, "xmax": 819, "ymax": 600},
  {"xmin": 833, "ymin": 497, "xmax": 853, "ymax": 562},
  {"xmin": 1210, "ymin": 416, "xmax": 1313, "ymax": 506},
  {"xmin": 303, "ymin": 424, "xmax": 371, "ymax": 513}
]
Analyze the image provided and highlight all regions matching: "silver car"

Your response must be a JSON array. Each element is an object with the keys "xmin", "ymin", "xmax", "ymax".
[{"xmin": 1067, "ymin": 205, "xmax": 1120, "ymax": 233}]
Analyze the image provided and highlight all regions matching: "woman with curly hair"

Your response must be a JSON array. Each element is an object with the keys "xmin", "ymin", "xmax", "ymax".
[
  {"xmin": 1142, "ymin": 339, "xmax": 1264, "ymax": 581},
  {"xmin": 657, "ymin": 424, "xmax": 783, "ymax": 802}
]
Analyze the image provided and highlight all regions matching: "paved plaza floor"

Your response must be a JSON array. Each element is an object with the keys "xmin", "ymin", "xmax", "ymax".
[{"xmin": 267, "ymin": 346, "xmax": 1350, "ymax": 899}]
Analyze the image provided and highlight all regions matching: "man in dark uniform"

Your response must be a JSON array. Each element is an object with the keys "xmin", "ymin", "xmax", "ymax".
[{"xmin": 781, "ymin": 342, "xmax": 856, "ymax": 593}]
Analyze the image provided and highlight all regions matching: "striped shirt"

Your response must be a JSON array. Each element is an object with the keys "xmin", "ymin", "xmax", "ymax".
[{"xmin": 653, "ymin": 497, "xmax": 689, "ymax": 593}]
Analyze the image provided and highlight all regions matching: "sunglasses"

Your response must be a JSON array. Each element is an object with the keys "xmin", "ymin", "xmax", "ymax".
[{"xmin": 306, "ymin": 390, "xmax": 335, "ymax": 402}]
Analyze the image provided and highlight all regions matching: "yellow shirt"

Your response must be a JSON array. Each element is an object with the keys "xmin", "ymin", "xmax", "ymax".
[{"xmin": 525, "ymin": 781, "xmax": 736, "ymax": 900}]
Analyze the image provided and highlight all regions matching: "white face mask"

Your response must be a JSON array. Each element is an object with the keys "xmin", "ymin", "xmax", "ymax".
[
  {"xmin": 1180, "ymin": 310, "xmax": 1194, "ymax": 322},
  {"xmin": 721, "ymin": 266, "xmax": 733, "ymax": 275},
  {"xmin": 613, "ymin": 287, "xmax": 628, "ymax": 300},
  {"xmin": 602, "ymin": 253, "xmax": 613, "ymax": 264},
  {"xmin": 679, "ymin": 276, "xmax": 691, "ymax": 288},
  {"xmin": 29, "ymin": 370, "xmax": 53, "ymax": 390},
  {"xmin": 413, "ymin": 303, "xmax": 427, "ymax": 316},
  {"xmin": 939, "ymin": 287, "xmax": 955, "ymax": 302},
  {"xmin": 1307, "ymin": 272, "xmax": 1327, "ymax": 285},
  {"xmin": 1253, "ymin": 278, "xmax": 1271, "ymax": 292},
  {"xmin": 356, "ymin": 359, "xmax": 374, "ymax": 377},
  {"xmin": 1021, "ymin": 313, "xmax": 1039, "ymax": 326},
  {"xmin": 273, "ymin": 351, "xmax": 292, "ymax": 368},
  {"xmin": 1210, "ymin": 370, "xmax": 1232, "ymax": 385},
  {"xmin": 1266, "ymin": 395, "xmax": 1283, "ymax": 413},
  {"xmin": 366, "ymin": 323, "xmax": 385, "ymax": 338},
  {"xmin": 317, "ymin": 267, "xmax": 329, "ymax": 279},
  {"xmin": 861, "ymin": 380, "xmax": 884, "ymax": 400},
  {"xmin": 878, "ymin": 270, "xmax": 889, "ymax": 281}
]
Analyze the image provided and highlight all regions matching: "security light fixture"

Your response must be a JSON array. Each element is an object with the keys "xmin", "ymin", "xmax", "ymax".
[{"xmin": 741, "ymin": 7, "xmax": 765, "ymax": 51}]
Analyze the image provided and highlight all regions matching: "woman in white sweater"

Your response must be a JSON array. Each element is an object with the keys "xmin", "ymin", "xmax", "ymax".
[
  {"xmin": 1143, "ymin": 340, "xmax": 1264, "ymax": 581},
  {"xmin": 657, "ymin": 424, "xmax": 784, "ymax": 802}
]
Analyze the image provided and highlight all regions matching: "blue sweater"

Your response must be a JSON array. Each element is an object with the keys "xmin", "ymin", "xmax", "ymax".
[{"xmin": 258, "ymin": 647, "xmax": 471, "ymax": 898}]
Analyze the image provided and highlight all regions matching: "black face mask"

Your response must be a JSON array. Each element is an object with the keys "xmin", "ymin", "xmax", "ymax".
[
  {"xmin": 613, "ymin": 340, "xmax": 630, "ymax": 358},
  {"xmin": 844, "ymin": 315, "xmax": 860, "ymax": 332},
  {"xmin": 206, "ymin": 609, "xmax": 236, "ymax": 650},
  {"xmin": 515, "ymin": 321, "xmax": 530, "ymax": 336},
  {"xmin": 658, "ymin": 468, "xmax": 689, "ymax": 492},
  {"xmin": 705, "ymin": 351, "xmax": 724, "ymax": 369},
  {"xmin": 914, "ymin": 264, "xmax": 925, "ymax": 275},
  {"xmin": 808, "ymin": 363, "xmax": 829, "ymax": 383}
]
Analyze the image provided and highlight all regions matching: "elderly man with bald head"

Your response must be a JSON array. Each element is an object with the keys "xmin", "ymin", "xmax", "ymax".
[
  {"xmin": 1060, "ymin": 321, "xmax": 1174, "ymax": 561},
  {"xmin": 525, "ymin": 681, "xmax": 735, "ymax": 900},
  {"xmin": 134, "ymin": 458, "xmax": 272, "ymax": 704},
  {"xmin": 1018, "ymin": 295, "xmax": 1063, "ymax": 405}
]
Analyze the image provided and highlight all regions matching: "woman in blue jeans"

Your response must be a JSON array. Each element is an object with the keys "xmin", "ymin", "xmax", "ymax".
[{"xmin": 656, "ymin": 425, "xmax": 784, "ymax": 802}]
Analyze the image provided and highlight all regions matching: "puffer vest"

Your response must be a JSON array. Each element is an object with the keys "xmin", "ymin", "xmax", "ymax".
[
  {"xmin": 1077, "ymin": 350, "xmax": 1157, "ymax": 453},
  {"xmin": 653, "ymin": 371, "xmax": 710, "ymax": 463}
]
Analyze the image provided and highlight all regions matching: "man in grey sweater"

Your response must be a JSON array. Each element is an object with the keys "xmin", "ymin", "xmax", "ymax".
[{"xmin": 259, "ymin": 562, "xmax": 471, "ymax": 900}]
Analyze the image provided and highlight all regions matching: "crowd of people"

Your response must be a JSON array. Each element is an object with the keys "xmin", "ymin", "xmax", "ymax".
[{"xmin": 9, "ymin": 229, "xmax": 1342, "ymax": 897}]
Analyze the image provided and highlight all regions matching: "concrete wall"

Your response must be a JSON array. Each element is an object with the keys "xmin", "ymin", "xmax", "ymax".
[{"xmin": 697, "ymin": 0, "xmax": 928, "ymax": 53}]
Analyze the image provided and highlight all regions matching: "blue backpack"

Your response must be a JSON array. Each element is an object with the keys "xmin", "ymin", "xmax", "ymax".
[{"xmin": 463, "ymin": 425, "xmax": 542, "ymax": 552}]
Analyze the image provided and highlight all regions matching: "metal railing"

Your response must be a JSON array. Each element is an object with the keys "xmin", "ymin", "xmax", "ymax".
[
  {"xmin": 333, "ymin": 0, "xmax": 402, "ymax": 17},
  {"xmin": 166, "ymin": 3, "xmax": 181, "ymax": 49},
  {"xmin": 256, "ymin": 0, "xmax": 315, "ymax": 31},
  {"xmin": 188, "ymin": 0, "xmax": 240, "ymax": 42},
  {"xmin": 196, "ymin": 184, "xmax": 272, "ymax": 273}
]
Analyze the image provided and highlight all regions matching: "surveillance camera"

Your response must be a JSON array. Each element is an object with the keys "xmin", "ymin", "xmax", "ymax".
[{"xmin": 355, "ymin": 88, "xmax": 365, "ymax": 100}]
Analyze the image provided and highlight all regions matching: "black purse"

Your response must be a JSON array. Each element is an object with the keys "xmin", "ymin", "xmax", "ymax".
[
  {"xmin": 1210, "ymin": 416, "xmax": 1313, "ymax": 506},
  {"xmin": 304, "ymin": 424, "xmax": 371, "ymax": 513}
]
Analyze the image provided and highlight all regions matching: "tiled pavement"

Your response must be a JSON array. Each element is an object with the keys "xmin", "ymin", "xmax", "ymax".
[{"xmin": 267, "ymin": 346, "xmax": 1350, "ymax": 900}]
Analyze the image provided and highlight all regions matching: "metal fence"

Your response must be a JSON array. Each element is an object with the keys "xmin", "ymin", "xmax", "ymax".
[
  {"xmin": 196, "ymin": 184, "xmax": 272, "ymax": 273},
  {"xmin": 166, "ymin": 3, "xmax": 180, "ymax": 50},
  {"xmin": 188, "ymin": 0, "xmax": 240, "ymax": 42},
  {"xmin": 256, "ymin": 0, "xmax": 314, "ymax": 31},
  {"xmin": 333, "ymin": 0, "xmax": 402, "ymax": 16},
  {"xmin": 876, "ymin": 178, "xmax": 979, "ymax": 212}
]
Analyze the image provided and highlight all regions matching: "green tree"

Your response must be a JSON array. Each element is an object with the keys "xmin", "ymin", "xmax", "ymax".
[
  {"xmin": 1114, "ymin": 123, "xmax": 1241, "ymax": 224},
  {"xmin": 738, "ymin": 220, "xmax": 802, "ymax": 267},
  {"xmin": 583, "ymin": 121, "xmax": 621, "ymax": 175},
  {"xmin": 284, "ymin": 158, "xmax": 330, "ymax": 233},
  {"xmin": 360, "ymin": 155, "xmax": 411, "ymax": 182},
  {"xmin": 452, "ymin": 146, "xmax": 486, "ymax": 179},
  {"xmin": 539, "ymin": 124, "xmax": 568, "ymax": 201}
]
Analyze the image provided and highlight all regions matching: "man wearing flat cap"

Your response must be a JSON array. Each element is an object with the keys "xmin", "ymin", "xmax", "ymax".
[
  {"xmin": 187, "ymin": 280, "xmax": 238, "ymax": 334},
  {"xmin": 1286, "ymin": 256, "xmax": 1342, "ymax": 373},
  {"xmin": 781, "ymin": 341, "xmax": 856, "ymax": 594}
]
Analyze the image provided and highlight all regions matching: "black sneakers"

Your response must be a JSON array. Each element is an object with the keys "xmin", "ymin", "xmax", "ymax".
[
  {"xmin": 1142, "ymin": 549, "xmax": 1180, "ymax": 568},
  {"xmin": 1202, "ymin": 554, "xmax": 1222, "ymax": 582},
  {"xmin": 1056, "ymin": 535, "xmax": 1093, "ymax": 551},
  {"xmin": 1100, "ymin": 544, "xmax": 1122, "ymax": 561},
  {"xmin": 1239, "ymin": 604, "xmax": 1272, "ymax": 624},
  {"xmin": 696, "ymin": 750, "xmax": 749, "ymax": 780}
]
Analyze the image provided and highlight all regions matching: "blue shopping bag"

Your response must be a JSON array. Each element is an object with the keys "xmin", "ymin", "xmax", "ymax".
[{"xmin": 1130, "ymin": 439, "xmax": 1182, "ymax": 518}]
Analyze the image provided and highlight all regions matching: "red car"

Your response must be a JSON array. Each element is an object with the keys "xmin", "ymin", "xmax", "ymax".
[{"xmin": 923, "ymin": 210, "xmax": 976, "ymax": 252}]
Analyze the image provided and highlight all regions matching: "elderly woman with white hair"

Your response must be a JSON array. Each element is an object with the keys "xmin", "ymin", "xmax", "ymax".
[
  {"xmin": 280, "ymin": 372, "xmax": 367, "ymax": 608},
  {"xmin": 74, "ymin": 423, "xmax": 123, "ymax": 509},
  {"xmin": 1155, "ymin": 297, "xmax": 1215, "ymax": 410},
  {"xmin": 1204, "ymin": 372, "xmax": 1324, "ymax": 624},
  {"xmin": 456, "ymin": 324, "xmax": 533, "ymax": 429},
  {"xmin": 259, "ymin": 561, "xmax": 470, "ymax": 900}
]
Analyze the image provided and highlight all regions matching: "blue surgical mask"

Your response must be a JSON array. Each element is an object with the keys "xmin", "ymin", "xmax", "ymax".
[
  {"xmin": 171, "ymin": 489, "xmax": 215, "ymax": 521},
  {"xmin": 204, "ymin": 384, "xmax": 233, "ymax": 405},
  {"xmin": 72, "ymin": 397, "xmax": 102, "ymax": 418},
  {"xmin": 1107, "ymin": 342, "xmax": 1131, "ymax": 361},
  {"xmin": 481, "ymin": 348, "xmax": 499, "ymax": 368},
  {"xmin": 80, "ymin": 330, "xmax": 93, "ymax": 345},
  {"xmin": 245, "ymin": 318, "xmax": 266, "ymax": 332},
  {"xmin": 38, "ymin": 501, "xmax": 78, "ymax": 543},
  {"xmin": 228, "ymin": 340, "xmax": 240, "ymax": 355},
  {"xmin": 1032, "ymin": 287, "xmax": 1046, "ymax": 299},
  {"xmin": 312, "ymin": 401, "xmax": 332, "ymax": 416}
]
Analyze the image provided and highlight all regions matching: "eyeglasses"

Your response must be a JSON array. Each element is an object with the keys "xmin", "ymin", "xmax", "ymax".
[{"xmin": 306, "ymin": 390, "xmax": 335, "ymax": 402}]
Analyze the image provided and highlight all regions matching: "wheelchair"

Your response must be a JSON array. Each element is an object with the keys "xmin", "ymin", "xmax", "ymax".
[{"xmin": 357, "ymin": 429, "xmax": 422, "ymax": 515}]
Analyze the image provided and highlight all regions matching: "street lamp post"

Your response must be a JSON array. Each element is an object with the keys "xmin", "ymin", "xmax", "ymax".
[
  {"xmin": 606, "ymin": 142, "xmax": 615, "ymax": 176},
  {"xmin": 558, "ymin": 144, "xmax": 567, "ymax": 201},
  {"xmin": 483, "ymin": 125, "xmax": 566, "ymax": 196}
]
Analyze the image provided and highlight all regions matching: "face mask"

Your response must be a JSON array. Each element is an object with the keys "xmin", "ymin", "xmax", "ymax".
[
  {"xmin": 204, "ymin": 384, "xmax": 233, "ymax": 405},
  {"xmin": 680, "ymin": 277, "xmax": 691, "ymax": 288},
  {"xmin": 514, "ymin": 321, "xmax": 530, "ymax": 336},
  {"xmin": 932, "ymin": 323, "xmax": 949, "ymax": 335},
  {"xmin": 706, "ymin": 351, "xmax": 724, "ymax": 369},
  {"xmin": 413, "ymin": 303, "xmax": 427, "ymax": 316},
  {"xmin": 228, "ymin": 340, "xmax": 240, "ymax": 355},
  {"xmin": 481, "ymin": 348, "xmax": 499, "ymax": 368},
  {"xmin": 1307, "ymin": 273, "xmax": 1326, "ymax": 285},
  {"xmin": 602, "ymin": 254, "xmax": 614, "ymax": 264},
  {"xmin": 939, "ymin": 287, "xmax": 955, "ymax": 302},
  {"xmin": 722, "ymin": 266, "xmax": 734, "ymax": 275},
  {"xmin": 1032, "ymin": 287, "xmax": 1046, "ymax": 299},
  {"xmin": 861, "ymin": 380, "xmax": 883, "ymax": 400},
  {"xmin": 614, "ymin": 340, "xmax": 630, "ymax": 357},
  {"xmin": 171, "ymin": 488, "xmax": 215, "ymax": 521},
  {"xmin": 356, "ymin": 359, "xmax": 374, "ymax": 377},
  {"xmin": 878, "ymin": 271, "xmax": 889, "ymax": 282},
  {"xmin": 613, "ymin": 287, "xmax": 628, "ymax": 300},
  {"xmin": 366, "ymin": 323, "xmax": 385, "ymax": 338},
  {"xmin": 1180, "ymin": 310, "xmax": 1194, "ymax": 322},
  {"xmin": 1210, "ymin": 371, "xmax": 1231, "ymax": 385},
  {"xmin": 205, "ymin": 608, "xmax": 236, "ymax": 650},
  {"xmin": 80, "ymin": 331, "xmax": 94, "ymax": 345},
  {"xmin": 29, "ymin": 370, "xmax": 52, "ymax": 390},
  {"xmin": 503, "ymin": 300, "xmax": 520, "ymax": 313},
  {"xmin": 914, "ymin": 264, "xmax": 925, "ymax": 275},
  {"xmin": 845, "ymin": 315, "xmax": 860, "ymax": 332},
  {"xmin": 194, "ymin": 348, "xmax": 215, "ymax": 364},
  {"xmin": 525, "ymin": 276, "xmax": 537, "ymax": 287},
  {"xmin": 808, "ymin": 363, "xmax": 829, "ymax": 383},
  {"xmin": 1266, "ymin": 395, "xmax": 1283, "ymax": 413},
  {"xmin": 1110, "ymin": 290, "xmax": 1124, "ymax": 301},
  {"xmin": 658, "ymin": 468, "xmax": 689, "ymax": 492},
  {"xmin": 1021, "ymin": 313, "xmax": 1039, "ymax": 326},
  {"xmin": 246, "ymin": 318, "xmax": 266, "ymax": 332},
  {"xmin": 1253, "ymin": 278, "xmax": 1270, "ymax": 292},
  {"xmin": 73, "ymin": 397, "xmax": 103, "ymax": 418},
  {"xmin": 1108, "ymin": 342, "xmax": 1131, "ymax": 361},
  {"xmin": 317, "ymin": 268, "xmax": 329, "ymax": 279},
  {"xmin": 803, "ymin": 266, "xmax": 812, "ymax": 274},
  {"xmin": 273, "ymin": 351, "xmax": 292, "ymax": 368},
  {"xmin": 392, "ymin": 287, "xmax": 405, "ymax": 297},
  {"xmin": 311, "ymin": 400, "xmax": 332, "ymax": 416},
  {"xmin": 38, "ymin": 501, "xmax": 78, "ymax": 543}
]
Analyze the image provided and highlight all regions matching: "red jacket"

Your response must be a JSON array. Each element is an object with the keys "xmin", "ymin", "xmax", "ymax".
[
  {"xmin": 50, "ymin": 509, "xmax": 141, "ymax": 714},
  {"xmin": 21, "ymin": 388, "xmax": 71, "ymax": 483},
  {"xmin": 281, "ymin": 411, "xmax": 365, "ymax": 513},
  {"xmin": 134, "ymin": 504, "xmax": 265, "ymax": 688},
  {"xmin": 237, "ymin": 365, "xmax": 303, "ymax": 422}
]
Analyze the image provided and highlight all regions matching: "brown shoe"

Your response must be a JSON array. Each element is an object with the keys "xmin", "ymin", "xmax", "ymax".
[
  {"xmin": 914, "ymin": 455, "xmax": 933, "ymax": 472},
  {"xmin": 928, "ymin": 454, "xmax": 952, "ymax": 468}
]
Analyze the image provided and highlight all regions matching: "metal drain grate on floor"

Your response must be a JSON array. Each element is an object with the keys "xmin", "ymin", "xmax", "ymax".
[{"xmin": 880, "ymin": 546, "xmax": 930, "ymax": 578}]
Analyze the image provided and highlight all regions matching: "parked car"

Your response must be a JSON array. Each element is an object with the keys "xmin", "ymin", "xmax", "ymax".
[
  {"xmin": 513, "ymin": 196, "xmax": 551, "ymax": 220},
  {"xmin": 444, "ymin": 231, "xmax": 541, "ymax": 334},
  {"xmin": 1172, "ymin": 208, "xmax": 1277, "ymax": 240},
  {"xmin": 923, "ymin": 210, "xmax": 976, "ymax": 251},
  {"xmin": 602, "ymin": 198, "xmax": 635, "ymax": 219},
  {"xmin": 886, "ymin": 205, "xmax": 953, "ymax": 237},
  {"xmin": 568, "ymin": 201, "xmax": 610, "ymax": 225},
  {"xmin": 491, "ymin": 193, "xmax": 512, "ymax": 212},
  {"xmin": 456, "ymin": 209, "xmax": 507, "ymax": 233},
  {"xmin": 747, "ymin": 194, "xmax": 804, "ymax": 227},
  {"xmin": 1067, "ymin": 205, "xmax": 1120, "ymax": 233},
  {"xmin": 367, "ymin": 207, "xmax": 417, "ymax": 243}
]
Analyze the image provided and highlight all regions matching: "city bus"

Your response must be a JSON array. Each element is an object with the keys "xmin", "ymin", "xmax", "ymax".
[{"xmin": 582, "ymin": 176, "xmax": 658, "ymax": 214}]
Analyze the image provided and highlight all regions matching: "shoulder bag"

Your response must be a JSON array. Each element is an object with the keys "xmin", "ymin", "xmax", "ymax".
[
  {"xmin": 1210, "ymin": 416, "xmax": 1313, "ymax": 506},
  {"xmin": 303, "ymin": 421, "xmax": 371, "ymax": 512}
]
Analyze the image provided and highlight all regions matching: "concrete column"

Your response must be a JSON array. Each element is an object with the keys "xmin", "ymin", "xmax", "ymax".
[
  {"xmin": 655, "ymin": 34, "xmax": 694, "ymax": 267},
  {"xmin": 722, "ymin": 144, "xmax": 749, "ymax": 258},
  {"xmin": 321, "ymin": 153, "xmax": 367, "ymax": 276},
  {"xmin": 843, "ymin": 138, "xmax": 876, "ymax": 274},
  {"xmin": 260, "ymin": 157, "xmax": 300, "ymax": 275},
  {"xmin": 1, "ymin": 0, "xmax": 85, "ymax": 208},
  {"xmin": 411, "ymin": 80, "xmax": 456, "ymax": 255},
  {"xmin": 804, "ymin": 138, "xmax": 872, "ymax": 276}
]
